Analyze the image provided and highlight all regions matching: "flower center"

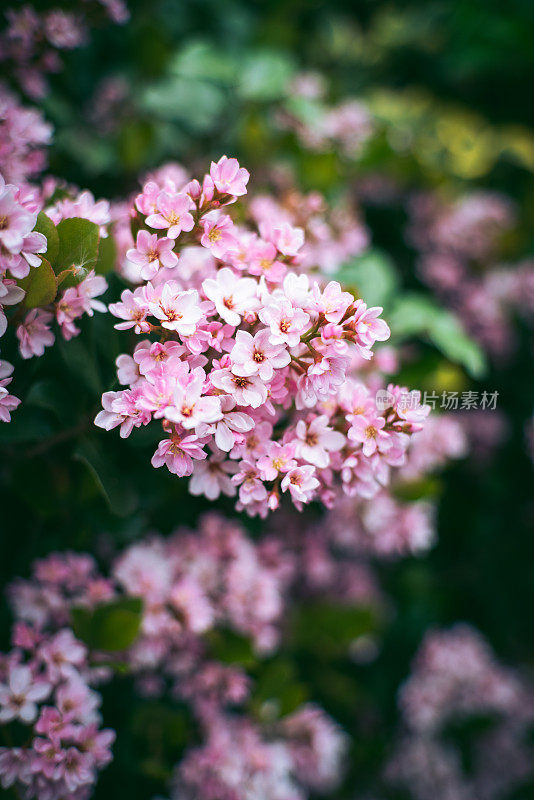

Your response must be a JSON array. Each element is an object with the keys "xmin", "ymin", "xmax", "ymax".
[
  {"xmin": 365, "ymin": 425, "xmax": 377, "ymax": 439},
  {"xmin": 305, "ymin": 433, "xmax": 318, "ymax": 446},
  {"xmin": 166, "ymin": 212, "xmax": 180, "ymax": 225},
  {"xmin": 0, "ymin": 215, "xmax": 8, "ymax": 230},
  {"xmin": 233, "ymin": 376, "xmax": 250, "ymax": 388},
  {"xmin": 253, "ymin": 349, "xmax": 265, "ymax": 362},
  {"xmin": 208, "ymin": 228, "xmax": 222, "ymax": 243},
  {"xmin": 223, "ymin": 296, "xmax": 234, "ymax": 309},
  {"xmin": 279, "ymin": 319, "xmax": 290, "ymax": 333}
]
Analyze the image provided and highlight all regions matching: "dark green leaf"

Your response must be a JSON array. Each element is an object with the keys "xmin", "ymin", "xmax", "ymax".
[
  {"xmin": 56, "ymin": 218, "xmax": 100, "ymax": 277},
  {"xmin": 206, "ymin": 629, "xmax": 256, "ymax": 667},
  {"xmin": 336, "ymin": 248, "xmax": 399, "ymax": 307},
  {"xmin": 74, "ymin": 437, "xmax": 138, "ymax": 516},
  {"xmin": 95, "ymin": 232, "xmax": 117, "ymax": 275},
  {"xmin": 34, "ymin": 212, "xmax": 59, "ymax": 266},
  {"xmin": 72, "ymin": 597, "xmax": 143, "ymax": 651},
  {"xmin": 18, "ymin": 258, "xmax": 57, "ymax": 308}
]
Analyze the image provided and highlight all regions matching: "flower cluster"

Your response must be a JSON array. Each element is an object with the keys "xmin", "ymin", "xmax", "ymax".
[
  {"xmin": 172, "ymin": 706, "xmax": 347, "ymax": 800},
  {"xmin": 0, "ymin": 86, "xmax": 52, "ymax": 183},
  {"xmin": 386, "ymin": 625, "xmax": 534, "ymax": 800},
  {"xmin": 0, "ymin": 553, "xmax": 116, "ymax": 799},
  {"xmin": 98, "ymin": 156, "xmax": 429, "ymax": 515},
  {"xmin": 279, "ymin": 72, "xmax": 374, "ymax": 156},
  {"xmin": 0, "ymin": 172, "xmax": 108, "ymax": 422},
  {"xmin": 408, "ymin": 190, "xmax": 534, "ymax": 358},
  {"xmin": 2, "ymin": 513, "xmax": 354, "ymax": 800},
  {"xmin": 0, "ymin": 2, "xmax": 129, "ymax": 99}
]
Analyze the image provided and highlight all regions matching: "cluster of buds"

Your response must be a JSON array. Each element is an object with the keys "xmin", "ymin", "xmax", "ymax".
[{"xmin": 97, "ymin": 156, "xmax": 429, "ymax": 516}]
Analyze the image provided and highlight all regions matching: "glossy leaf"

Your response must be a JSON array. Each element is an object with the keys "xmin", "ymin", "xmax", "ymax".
[
  {"xmin": 18, "ymin": 257, "xmax": 57, "ymax": 308},
  {"xmin": 33, "ymin": 212, "xmax": 59, "ymax": 266}
]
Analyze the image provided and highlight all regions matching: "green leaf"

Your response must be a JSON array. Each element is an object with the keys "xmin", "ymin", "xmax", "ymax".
[
  {"xmin": 237, "ymin": 50, "xmax": 295, "ymax": 101},
  {"xmin": 251, "ymin": 659, "xmax": 309, "ymax": 718},
  {"xmin": 18, "ymin": 258, "xmax": 57, "ymax": 308},
  {"xmin": 170, "ymin": 40, "xmax": 237, "ymax": 84},
  {"xmin": 336, "ymin": 248, "xmax": 399, "ymax": 307},
  {"xmin": 34, "ymin": 212, "xmax": 59, "ymax": 266},
  {"xmin": 56, "ymin": 218, "xmax": 100, "ymax": 278},
  {"xmin": 72, "ymin": 597, "xmax": 143, "ymax": 652},
  {"xmin": 59, "ymin": 337, "xmax": 103, "ymax": 395},
  {"xmin": 74, "ymin": 437, "xmax": 138, "ymax": 516},
  {"xmin": 141, "ymin": 78, "xmax": 225, "ymax": 131},
  {"xmin": 389, "ymin": 294, "xmax": 487, "ymax": 378},
  {"xmin": 95, "ymin": 232, "xmax": 117, "ymax": 274},
  {"xmin": 291, "ymin": 603, "xmax": 376, "ymax": 658},
  {"xmin": 429, "ymin": 313, "xmax": 487, "ymax": 380},
  {"xmin": 206, "ymin": 629, "xmax": 256, "ymax": 667}
]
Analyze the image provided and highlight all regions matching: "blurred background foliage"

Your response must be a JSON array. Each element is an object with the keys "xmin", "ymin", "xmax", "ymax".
[{"xmin": 1, "ymin": 0, "xmax": 534, "ymax": 798}]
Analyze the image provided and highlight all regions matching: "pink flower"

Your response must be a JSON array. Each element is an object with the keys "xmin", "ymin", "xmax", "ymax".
[
  {"xmin": 56, "ymin": 677, "xmax": 100, "ymax": 724},
  {"xmin": 0, "ymin": 665, "xmax": 51, "ymax": 724},
  {"xmin": 0, "ymin": 184, "xmax": 36, "ymax": 253},
  {"xmin": 145, "ymin": 191, "xmax": 194, "ymax": 238},
  {"xmin": 35, "ymin": 707, "xmax": 76, "ymax": 744},
  {"xmin": 202, "ymin": 267, "xmax": 257, "ymax": 326},
  {"xmin": 40, "ymin": 629, "xmax": 87, "ymax": 681},
  {"xmin": 348, "ymin": 413, "xmax": 391, "ymax": 456},
  {"xmin": 149, "ymin": 285, "xmax": 204, "ymax": 336},
  {"xmin": 210, "ymin": 367, "xmax": 267, "ymax": 408},
  {"xmin": 200, "ymin": 215, "xmax": 238, "ymax": 258},
  {"xmin": 281, "ymin": 465, "xmax": 320, "ymax": 504},
  {"xmin": 73, "ymin": 725, "xmax": 115, "ymax": 768},
  {"xmin": 16, "ymin": 309, "xmax": 55, "ymax": 359},
  {"xmin": 31, "ymin": 737, "xmax": 65, "ymax": 780},
  {"xmin": 295, "ymin": 415, "xmax": 346, "ymax": 468},
  {"xmin": 230, "ymin": 329, "xmax": 290, "ymax": 381},
  {"xmin": 133, "ymin": 340, "xmax": 185, "ymax": 377},
  {"xmin": 169, "ymin": 577, "xmax": 214, "ymax": 633},
  {"xmin": 347, "ymin": 300, "xmax": 390, "ymax": 355},
  {"xmin": 62, "ymin": 746, "xmax": 95, "ymax": 791},
  {"xmin": 126, "ymin": 230, "xmax": 178, "ymax": 280},
  {"xmin": 257, "ymin": 442, "xmax": 297, "ymax": 481},
  {"xmin": 312, "ymin": 281, "xmax": 353, "ymax": 323},
  {"xmin": 151, "ymin": 431, "xmax": 207, "ymax": 476},
  {"xmin": 210, "ymin": 156, "xmax": 250, "ymax": 197},
  {"xmin": 201, "ymin": 407, "xmax": 254, "ymax": 452},
  {"xmin": 232, "ymin": 460, "xmax": 268, "ymax": 505},
  {"xmin": 189, "ymin": 454, "xmax": 237, "ymax": 500},
  {"xmin": 259, "ymin": 298, "xmax": 310, "ymax": 347},
  {"xmin": 0, "ymin": 384, "xmax": 20, "ymax": 423},
  {"xmin": 165, "ymin": 366, "xmax": 222, "ymax": 429},
  {"xmin": 263, "ymin": 221, "xmax": 304, "ymax": 256},
  {"xmin": 109, "ymin": 288, "xmax": 150, "ymax": 333},
  {"xmin": 74, "ymin": 270, "xmax": 107, "ymax": 316},
  {"xmin": 94, "ymin": 389, "xmax": 151, "ymax": 438},
  {"xmin": 0, "ymin": 279, "xmax": 26, "ymax": 329}
]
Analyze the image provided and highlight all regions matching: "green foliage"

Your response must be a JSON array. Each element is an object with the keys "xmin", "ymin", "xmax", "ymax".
[
  {"xmin": 74, "ymin": 437, "xmax": 139, "ymax": 517},
  {"xmin": 291, "ymin": 602, "xmax": 377, "ymax": 659},
  {"xmin": 95, "ymin": 232, "xmax": 118, "ymax": 275},
  {"xmin": 34, "ymin": 212, "xmax": 59, "ymax": 265},
  {"xmin": 72, "ymin": 597, "xmax": 143, "ymax": 652},
  {"xmin": 389, "ymin": 294, "xmax": 487, "ymax": 378},
  {"xmin": 237, "ymin": 50, "xmax": 296, "ymax": 101},
  {"xmin": 18, "ymin": 258, "xmax": 58, "ymax": 308},
  {"xmin": 56, "ymin": 218, "xmax": 100, "ymax": 278},
  {"xmin": 206, "ymin": 629, "xmax": 256, "ymax": 667},
  {"xmin": 336, "ymin": 248, "xmax": 399, "ymax": 307}
]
